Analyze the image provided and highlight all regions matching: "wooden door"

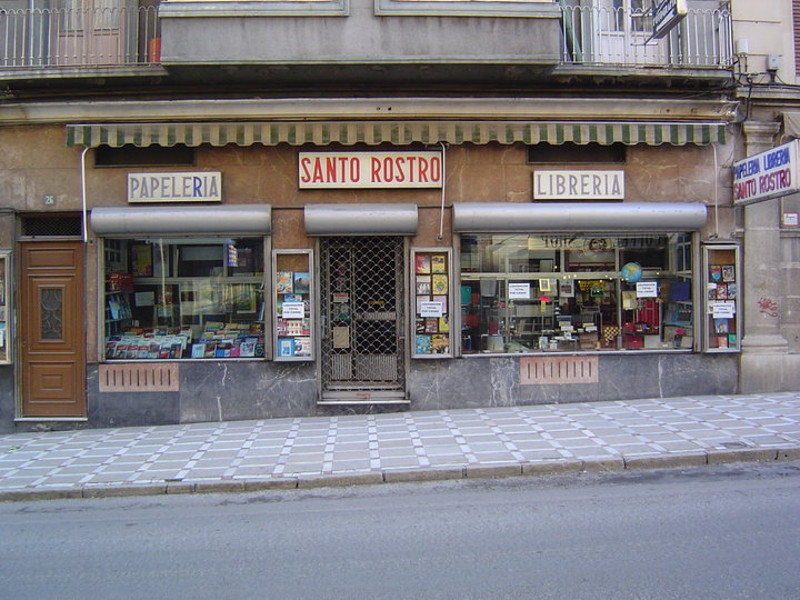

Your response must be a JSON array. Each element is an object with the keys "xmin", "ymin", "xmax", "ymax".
[{"xmin": 20, "ymin": 242, "xmax": 86, "ymax": 418}]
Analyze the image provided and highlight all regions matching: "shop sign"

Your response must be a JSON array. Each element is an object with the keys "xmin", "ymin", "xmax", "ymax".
[
  {"xmin": 298, "ymin": 151, "xmax": 443, "ymax": 189},
  {"xmin": 533, "ymin": 170, "xmax": 624, "ymax": 200},
  {"xmin": 733, "ymin": 140, "xmax": 800, "ymax": 206},
  {"xmin": 128, "ymin": 172, "xmax": 222, "ymax": 203},
  {"xmin": 653, "ymin": 0, "xmax": 688, "ymax": 39}
]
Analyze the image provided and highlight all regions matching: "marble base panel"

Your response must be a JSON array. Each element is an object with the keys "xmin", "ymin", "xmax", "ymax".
[{"xmin": 0, "ymin": 352, "xmax": 746, "ymax": 431}]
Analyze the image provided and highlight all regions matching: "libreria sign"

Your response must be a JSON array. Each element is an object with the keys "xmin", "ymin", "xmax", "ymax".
[{"xmin": 733, "ymin": 141, "xmax": 799, "ymax": 206}]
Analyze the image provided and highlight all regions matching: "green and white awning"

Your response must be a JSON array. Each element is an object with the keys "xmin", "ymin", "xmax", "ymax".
[{"xmin": 66, "ymin": 120, "xmax": 726, "ymax": 148}]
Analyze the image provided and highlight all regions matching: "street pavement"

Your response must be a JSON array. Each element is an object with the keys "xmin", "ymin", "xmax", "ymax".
[{"xmin": 1, "ymin": 391, "xmax": 799, "ymax": 501}]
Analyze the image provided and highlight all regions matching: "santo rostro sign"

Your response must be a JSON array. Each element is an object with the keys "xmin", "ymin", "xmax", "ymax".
[{"xmin": 733, "ymin": 140, "xmax": 800, "ymax": 206}]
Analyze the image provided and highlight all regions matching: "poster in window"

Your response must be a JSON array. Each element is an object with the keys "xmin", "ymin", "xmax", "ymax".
[
  {"xmin": 431, "ymin": 334, "xmax": 449, "ymax": 353},
  {"xmin": 416, "ymin": 276, "xmax": 432, "ymax": 295},
  {"xmin": 721, "ymin": 265, "xmax": 735, "ymax": 282},
  {"xmin": 432, "ymin": 296, "xmax": 448, "ymax": 313},
  {"xmin": 431, "ymin": 274, "xmax": 448, "ymax": 295},
  {"xmin": 131, "ymin": 244, "xmax": 153, "ymax": 276},
  {"xmin": 415, "ymin": 254, "xmax": 431, "ymax": 274},
  {"xmin": 415, "ymin": 335, "xmax": 432, "ymax": 354},
  {"xmin": 293, "ymin": 272, "xmax": 310, "ymax": 294},
  {"xmin": 430, "ymin": 255, "xmax": 446, "ymax": 273},
  {"xmin": 278, "ymin": 338, "xmax": 295, "ymax": 357},
  {"xmin": 276, "ymin": 271, "xmax": 293, "ymax": 294}
]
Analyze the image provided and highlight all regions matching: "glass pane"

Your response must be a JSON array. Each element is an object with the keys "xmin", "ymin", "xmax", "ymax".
[
  {"xmin": 104, "ymin": 237, "xmax": 266, "ymax": 360},
  {"xmin": 41, "ymin": 288, "xmax": 64, "ymax": 341},
  {"xmin": 460, "ymin": 233, "xmax": 693, "ymax": 354}
]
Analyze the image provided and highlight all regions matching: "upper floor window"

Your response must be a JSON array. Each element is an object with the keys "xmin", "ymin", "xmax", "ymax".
[
  {"xmin": 375, "ymin": 0, "xmax": 560, "ymax": 17},
  {"xmin": 160, "ymin": 0, "xmax": 349, "ymax": 17}
]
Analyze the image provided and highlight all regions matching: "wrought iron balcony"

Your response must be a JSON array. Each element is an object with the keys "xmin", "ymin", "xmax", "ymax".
[
  {"xmin": 0, "ymin": 3, "xmax": 159, "ymax": 69},
  {"xmin": 0, "ymin": 1, "xmax": 733, "ymax": 76},
  {"xmin": 560, "ymin": 2, "xmax": 733, "ymax": 69}
]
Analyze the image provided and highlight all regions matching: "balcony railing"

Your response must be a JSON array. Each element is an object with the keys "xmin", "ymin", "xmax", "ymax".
[
  {"xmin": 0, "ymin": 2, "xmax": 732, "ymax": 73},
  {"xmin": 560, "ymin": 3, "xmax": 733, "ymax": 69},
  {"xmin": 0, "ymin": 4, "xmax": 159, "ymax": 68}
]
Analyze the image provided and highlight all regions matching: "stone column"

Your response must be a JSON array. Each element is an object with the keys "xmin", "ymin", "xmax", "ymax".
[{"xmin": 739, "ymin": 120, "xmax": 790, "ymax": 392}]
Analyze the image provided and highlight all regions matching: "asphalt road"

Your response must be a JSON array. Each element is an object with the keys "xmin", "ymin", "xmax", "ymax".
[{"xmin": 1, "ymin": 461, "xmax": 799, "ymax": 600}]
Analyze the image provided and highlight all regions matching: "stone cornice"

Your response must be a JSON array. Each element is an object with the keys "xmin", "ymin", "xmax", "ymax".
[{"xmin": 0, "ymin": 97, "xmax": 739, "ymax": 126}]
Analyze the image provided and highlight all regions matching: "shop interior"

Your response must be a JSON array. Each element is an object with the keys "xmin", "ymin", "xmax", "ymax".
[
  {"xmin": 103, "ymin": 237, "xmax": 266, "ymax": 359},
  {"xmin": 460, "ymin": 233, "xmax": 694, "ymax": 353}
]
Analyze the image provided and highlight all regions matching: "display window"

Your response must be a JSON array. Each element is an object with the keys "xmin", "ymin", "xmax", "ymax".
[
  {"xmin": 103, "ymin": 237, "xmax": 266, "ymax": 360},
  {"xmin": 412, "ymin": 248, "xmax": 453, "ymax": 358},
  {"xmin": 460, "ymin": 233, "xmax": 695, "ymax": 354},
  {"xmin": 0, "ymin": 251, "xmax": 10, "ymax": 364},
  {"xmin": 272, "ymin": 250, "xmax": 314, "ymax": 361},
  {"xmin": 702, "ymin": 243, "xmax": 740, "ymax": 353}
]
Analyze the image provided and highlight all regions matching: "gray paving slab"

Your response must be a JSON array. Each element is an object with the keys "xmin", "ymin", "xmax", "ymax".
[{"xmin": 0, "ymin": 391, "xmax": 799, "ymax": 500}]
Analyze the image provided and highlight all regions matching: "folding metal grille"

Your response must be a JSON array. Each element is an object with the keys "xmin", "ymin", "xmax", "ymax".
[{"xmin": 320, "ymin": 237, "xmax": 405, "ymax": 391}]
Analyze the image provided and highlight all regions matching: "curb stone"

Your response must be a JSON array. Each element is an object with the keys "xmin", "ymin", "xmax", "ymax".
[
  {"xmin": 623, "ymin": 453, "xmax": 708, "ymax": 470},
  {"xmin": 297, "ymin": 472, "xmax": 384, "ymax": 489},
  {"xmin": 521, "ymin": 459, "xmax": 583, "ymax": 476},
  {"xmin": 244, "ymin": 478, "xmax": 299, "ymax": 492},
  {"xmin": 706, "ymin": 448, "xmax": 779, "ymax": 464},
  {"xmin": 777, "ymin": 447, "xmax": 800, "ymax": 460},
  {"xmin": 1, "ymin": 447, "xmax": 799, "ymax": 502},
  {"xmin": 382, "ymin": 467, "xmax": 465, "ymax": 483},
  {"xmin": 465, "ymin": 464, "xmax": 523, "ymax": 479},
  {"xmin": 581, "ymin": 458, "xmax": 626, "ymax": 472},
  {"xmin": 82, "ymin": 484, "xmax": 167, "ymax": 499}
]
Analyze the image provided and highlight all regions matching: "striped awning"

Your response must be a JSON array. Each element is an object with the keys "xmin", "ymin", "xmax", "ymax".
[{"xmin": 66, "ymin": 120, "xmax": 726, "ymax": 148}]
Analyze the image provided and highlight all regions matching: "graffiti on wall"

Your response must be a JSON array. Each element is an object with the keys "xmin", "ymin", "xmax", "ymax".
[{"xmin": 758, "ymin": 297, "xmax": 779, "ymax": 318}]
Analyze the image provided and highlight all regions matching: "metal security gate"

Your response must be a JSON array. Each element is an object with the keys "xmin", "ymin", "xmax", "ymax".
[{"xmin": 319, "ymin": 236, "xmax": 407, "ymax": 404}]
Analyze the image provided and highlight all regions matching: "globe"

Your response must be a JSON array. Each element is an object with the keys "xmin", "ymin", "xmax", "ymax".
[{"xmin": 621, "ymin": 262, "xmax": 643, "ymax": 283}]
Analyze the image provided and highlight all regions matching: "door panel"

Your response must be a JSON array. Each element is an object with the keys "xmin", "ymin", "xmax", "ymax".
[
  {"xmin": 54, "ymin": 0, "xmax": 126, "ymax": 66},
  {"xmin": 20, "ymin": 243, "xmax": 86, "ymax": 418}
]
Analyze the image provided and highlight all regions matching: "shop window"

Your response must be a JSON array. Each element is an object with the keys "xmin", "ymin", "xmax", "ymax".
[
  {"xmin": 94, "ymin": 145, "xmax": 195, "ymax": 167},
  {"xmin": 527, "ymin": 143, "xmax": 627, "ymax": 164},
  {"xmin": 781, "ymin": 194, "xmax": 800, "ymax": 229},
  {"xmin": 103, "ymin": 237, "xmax": 265, "ymax": 360},
  {"xmin": 459, "ymin": 233, "xmax": 694, "ymax": 354}
]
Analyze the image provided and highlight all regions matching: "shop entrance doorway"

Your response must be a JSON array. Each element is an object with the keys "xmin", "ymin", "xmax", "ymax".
[
  {"xmin": 319, "ymin": 236, "xmax": 408, "ymax": 405},
  {"xmin": 19, "ymin": 242, "xmax": 86, "ymax": 418}
]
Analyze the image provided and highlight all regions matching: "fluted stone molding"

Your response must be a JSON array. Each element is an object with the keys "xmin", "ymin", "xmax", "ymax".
[{"xmin": 739, "ymin": 120, "xmax": 791, "ymax": 392}]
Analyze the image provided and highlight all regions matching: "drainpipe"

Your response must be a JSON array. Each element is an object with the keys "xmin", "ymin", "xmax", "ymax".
[
  {"xmin": 80, "ymin": 146, "xmax": 89, "ymax": 243},
  {"xmin": 436, "ymin": 141, "xmax": 447, "ymax": 241}
]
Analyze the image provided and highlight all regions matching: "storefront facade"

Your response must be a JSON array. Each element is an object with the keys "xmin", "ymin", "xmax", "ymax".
[{"xmin": 0, "ymin": 113, "xmax": 744, "ymax": 430}]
